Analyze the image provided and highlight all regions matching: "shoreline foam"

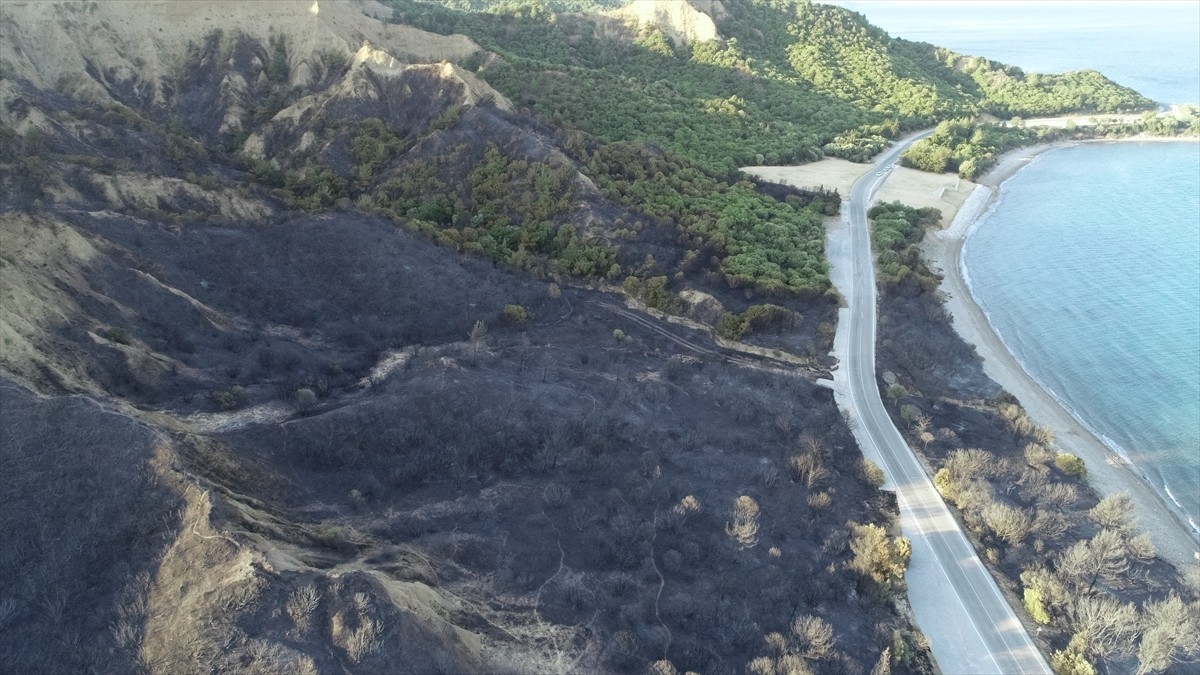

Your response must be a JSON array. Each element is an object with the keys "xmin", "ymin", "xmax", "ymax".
[{"xmin": 924, "ymin": 139, "xmax": 1200, "ymax": 572}]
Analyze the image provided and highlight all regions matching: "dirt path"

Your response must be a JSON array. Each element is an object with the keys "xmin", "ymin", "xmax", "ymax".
[{"xmin": 595, "ymin": 301, "xmax": 819, "ymax": 377}]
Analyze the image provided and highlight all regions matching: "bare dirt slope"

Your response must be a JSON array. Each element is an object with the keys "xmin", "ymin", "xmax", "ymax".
[
  {"xmin": 604, "ymin": 0, "xmax": 727, "ymax": 44},
  {"xmin": 0, "ymin": 0, "xmax": 482, "ymax": 107}
]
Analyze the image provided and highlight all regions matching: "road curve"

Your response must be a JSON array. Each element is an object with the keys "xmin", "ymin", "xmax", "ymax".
[{"xmin": 837, "ymin": 133, "xmax": 1052, "ymax": 674}]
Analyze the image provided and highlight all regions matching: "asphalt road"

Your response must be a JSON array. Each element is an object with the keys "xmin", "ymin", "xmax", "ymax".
[{"xmin": 841, "ymin": 133, "xmax": 1053, "ymax": 675}]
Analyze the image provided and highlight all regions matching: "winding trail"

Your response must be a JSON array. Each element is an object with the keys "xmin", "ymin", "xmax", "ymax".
[{"xmin": 829, "ymin": 132, "xmax": 1052, "ymax": 674}]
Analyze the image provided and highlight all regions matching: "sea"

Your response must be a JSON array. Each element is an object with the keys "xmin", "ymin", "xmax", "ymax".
[{"xmin": 836, "ymin": 2, "xmax": 1200, "ymax": 533}]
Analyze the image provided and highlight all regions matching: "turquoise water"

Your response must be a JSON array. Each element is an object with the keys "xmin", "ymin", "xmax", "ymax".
[
  {"xmin": 963, "ymin": 142, "xmax": 1200, "ymax": 533},
  {"xmin": 835, "ymin": 1, "xmax": 1200, "ymax": 535}
]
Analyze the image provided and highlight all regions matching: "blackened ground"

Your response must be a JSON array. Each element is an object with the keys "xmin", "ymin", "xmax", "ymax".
[{"xmin": 3, "ymin": 203, "xmax": 929, "ymax": 672}]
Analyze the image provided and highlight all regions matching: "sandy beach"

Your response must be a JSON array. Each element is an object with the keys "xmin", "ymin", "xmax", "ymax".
[{"xmin": 922, "ymin": 141, "xmax": 1200, "ymax": 575}]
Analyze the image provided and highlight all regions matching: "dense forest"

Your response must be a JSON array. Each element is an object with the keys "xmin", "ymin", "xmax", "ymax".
[
  {"xmin": 386, "ymin": 0, "xmax": 1154, "ymax": 174},
  {"xmin": 357, "ymin": 0, "xmax": 1159, "ymax": 300},
  {"xmin": 902, "ymin": 109, "xmax": 1200, "ymax": 180}
]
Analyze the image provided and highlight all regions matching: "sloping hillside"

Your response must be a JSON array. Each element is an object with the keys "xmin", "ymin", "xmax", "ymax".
[
  {"xmin": 0, "ymin": 1, "xmax": 1170, "ymax": 672},
  {"xmin": 0, "ymin": 206, "xmax": 920, "ymax": 673},
  {"xmin": 387, "ymin": 0, "xmax": 1153, "ymax": 170},
  {"xmin": 0, "ymin": 0, "xmax": 481, "ymax": 104},
  {"xmin": 0, "ymin": 1, "xmax": 929, "ymax": 673}
]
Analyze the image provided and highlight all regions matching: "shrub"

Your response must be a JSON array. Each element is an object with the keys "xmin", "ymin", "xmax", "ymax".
[
  {"xmin": 933, "ymin": 467, "xmax": 956, "ymax": 501},
  {"xmin": 501, "ymin": 304, "xmax": 531, "ymax": 324},
  {"xmin": 982, "ymin": 503, "xmax": 1033, "ymax": 546},
  {"xmin": 1023, "ymin": 587, "xmax": 1050, "ymax": 625},
  {"xmin": 792, "ymin": 615, "xmax": 835, "ymax": 660},
  {"xmin": 100, "ymin": 326, "xmax": 131, "ymax": 345},
  {"xmin": 293, "ymin": 387, "xmax": 316, "ymax": 414},
  {"xmin": 870, "ymin": 647, "xmax": 891, "ymax": 675},
  {"xmin": 1055, "ymin": 453, "xmax": 1087, "ymax": 478},
  {"xmin": 862, "ymin": 458, "xmax": 886, "ymax": 488},
  {"xmin": 1050, "ymin": 649, "xmax": 1095, "ymax": 675},
  {"xmin": 469, "ymin": 320, "xmax": 487, "ymax": 343},
  {"xmin": 210, "ymin": 385, "xmax": 246, "ymax": 410},
  {"xmin": 1020, "ymin": 568, "xmax": 1070, "ymax": 623},
  {"xmin": 725, "ymin": 496, "xmax": 760, "ymax": 549},
  {"xmin": 648, "ymin": 661, "xmax": 678, "ymax": 675},
  {"xmin": 1057, "ymin": 530, "xmax": 1130, "ymax": 592},
  {"xmin": 286, "ymin": 584, "xmax": 320, "ymax": 630},
  {"xmin": 716, "ymin": 312, "xmax": 747, "ymax": 340},
  {"xmin": 672, "ymin": 494, "xmax": 700, "ymax": 514},
  {"xmin": 1137, "ymin": 594, "xmax": 1200, "ymax": 673},
  {"xmin": 748, "ymin": 657, "xmax": 776, "ymax": 675},
  {"xmin": 790, "ymin": 452, "xmax": 829, "ymax": 488},
  {"xmin": 849, "ymin": 522, "xmax": 910, "ymax": 586},
  {"xmin": 715, "ymin": 304, "xmax": 797, "ymax": 341},
  {"xmin": 1088, "ymin": 492, "xmax": 1135, "ymax": 531},
  {"xmin": 312, "ymin": 523, "xmax": 353, "ymax": 553},
  {"xmin": 742, "ymin": 304, "xmax": 795, "ymax": 336},
  {"xmin": 622, "ymin": 275, "xmax": 682, "ymax": 314},
  {"xmin": 1024, "ymin": 442, "xmax": 1054, "ymax": 466}
]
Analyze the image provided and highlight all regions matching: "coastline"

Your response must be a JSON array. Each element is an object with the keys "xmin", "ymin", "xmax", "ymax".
[{"xmin": 922, "ymin": 139, "xmax": 1200, "ymax": 574}]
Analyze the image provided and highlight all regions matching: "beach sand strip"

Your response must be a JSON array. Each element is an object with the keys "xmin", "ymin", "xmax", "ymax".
[{"xmin": 922, "ymin": 142, "xmax": 1200, "ymax": 574}]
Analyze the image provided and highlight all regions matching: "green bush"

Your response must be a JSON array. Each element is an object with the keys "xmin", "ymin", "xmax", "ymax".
[
  {"xmin": 621, "ymin": 276, "xmax": 682, "ymax": 314},
  {"xmin": 742, "ymin": 304, "xmax": 795, "ymax": 333},
  {"xmin": 311, "ymin": 523, "xmax": 354, "ymax": 554},
  {"xmin": 293, "ymin": 387, "xmax": 317, "ymax": 414},
  {"xmin": 1050, "ymin": 649, "xmax": 1095, "ymax": 675},
  {"xmin": 1054, "ymin": 453, "xmax": 1087, "ymax": 479},
  {"xmin": 849, "ymin": 522, "xmax": 911, "ymax": 591},
  {"xmin": 862, "ymin": 458, "xmax": 886, "ymax": 488},
  {"xmin": 99, "ymin": 326, "xmax": 131, "ymax": 345},
  {"xmin": 1022, "ymin": 587, "xmax": 1050, "ymax": 625},
  {"xmin": 716, "ymin": 312, "xmax": 748, "ymax": 340},
  {"xmin": 210, "ymin": 385, "xmax": 246, "ymax": 411},
  {"xmin": 933, "ymin": 467, "xmax": 958, "ymax": 503},
  {"xmin": 501, "ymin": 304, "xmax": 531, "ymax": 324},
  {"xmin": 716, "ymin": 304, "xmax": 797, "ymax": 341}
]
